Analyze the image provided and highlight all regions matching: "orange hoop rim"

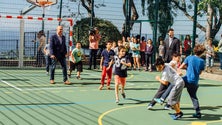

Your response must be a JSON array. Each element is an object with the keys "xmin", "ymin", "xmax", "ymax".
[{"xmin": 26, "ymin": 0, "xmax": 57, "ymax": 7}]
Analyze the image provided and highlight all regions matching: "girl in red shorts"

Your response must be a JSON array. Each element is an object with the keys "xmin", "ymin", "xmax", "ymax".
[{"xmin": 114, "ymin": 46, "xmax": 131, "ymax": 103}]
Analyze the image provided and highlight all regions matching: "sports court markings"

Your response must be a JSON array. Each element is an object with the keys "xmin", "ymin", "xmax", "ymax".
[
  {"xmin": 1, "ymin": 79, "xmax": 23, "ymax": 91},
  {"xmin": 98, "ymin": 103, "xmax": 222, "ymax": 125}
]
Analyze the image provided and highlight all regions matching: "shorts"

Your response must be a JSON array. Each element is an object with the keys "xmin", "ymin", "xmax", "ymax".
[
  {"xmin": 69, "ymin": 61, "xmax": 83, "ymax": 72},
  {"xmin": 114, "ymin": 75, "xmax": 126, "ymax": 86},
  {"xmin": 167, "ymin": 80, "xmax": 185, "ymax": 106}
]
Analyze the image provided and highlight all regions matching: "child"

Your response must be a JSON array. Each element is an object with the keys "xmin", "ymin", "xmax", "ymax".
[
  {"xmin": 114, "ymin": 40, "xmax": 123, "ymax": 55},
  {"xmin": 205, "ymin": 38, "xmax": 215, "ymax": 73},
  {"xmin": 154, "ymin": 57, "xmax": 185, "ymax": 120},
  {"xmin": 158, "ymin": 39, "xmax": 165, "ymax": 59},
  {"xmin": 114, "ymin": 46, "xmax": 131, "ymax": 103},
  {"xmin": 178, "ymin": 44, "xmax": 205, "ymax": 118},
  {"xmin": 43, "ymin": 39, "xmax": 51, "ymax": 75},
  {"xmin": 145, "ymin": 39, "xmax": 154, "ymax": 71},
  {"xmin": 99, "ymin": 40, "xmax": 115, "ymax": 90},
  {"xmin": 154, "ymin": 53, "xmax": 182, "ymax": 109},
  {"xmin": 68, "ymin": 42, "xmax": 85, "ymax": 80},
  {"xmin": 131, "ymin": 36, "xmax": 140, "ymax": 70}
]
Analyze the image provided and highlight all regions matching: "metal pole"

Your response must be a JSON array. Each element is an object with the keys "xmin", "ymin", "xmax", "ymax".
[
  {"xmin": 59, "ymin": 0, "xmax": 63, "ymax": 25},
  {"xmin": 192, "ymin": 0, "xmax": 198, "ymax": 55},
  {"xmin": 153, "ymin": 0, "xmax": 159, "ymax": 62},
  {"xmin": 42, "ymin": 6, "xmax": 45, "ymax": 31}
]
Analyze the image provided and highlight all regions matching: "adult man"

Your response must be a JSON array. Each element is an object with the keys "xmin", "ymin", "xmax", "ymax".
[
  {"xmin": 49, "ymin": 26, "xmax": 70, "ymax": 85},
  {"xmin": 88, "ymin": 27, "xmax": 101, "ymax": 70},
  {"xmin": 164, "ymin": 28, "xmax": 180, "ymax": 63}
]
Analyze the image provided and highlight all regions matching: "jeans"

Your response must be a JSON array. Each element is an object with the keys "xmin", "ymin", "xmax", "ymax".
[
  {"xmin": 219, "ymin": 52, "xmax": 222, "ymax": 69},
  {"xmin": 186, "ymin": 83, "xmax": 200, "ymax": 113},
  {"xmin": 149, "ymin": 84, "xmax": 169, "ymax": 106},
  {"xmin": 161, "ymin": 83, "xmax": 174, "ymax": 100},
  {"xmin": 89, "ymin": 49, "xmax": 98, "ymax": 69},
  {"xmin": 45, "ymin": 55, "xmax": 51, "ymax": 72},
  {"xmin": 50, "ymin": 57, "xmax": 68, "ymax": 82}
]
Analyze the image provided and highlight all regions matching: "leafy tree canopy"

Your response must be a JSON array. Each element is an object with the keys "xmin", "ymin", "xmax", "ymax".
[{"xmin": 73, "ymin": 17, "xmax": 122, "ymax": 48}]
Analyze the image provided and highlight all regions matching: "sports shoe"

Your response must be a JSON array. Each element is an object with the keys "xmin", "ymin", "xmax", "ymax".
[
  {"xmin": 147, "ymin": 105, "xmax": 153, "ymax": 110},
  {"xmin": 164, "ymin": 105, "xmax": 172, "ymax": 110},
  {"xmin": 64, "ymin": 80, "xmax": 71, "ymax": 85},
  {"xmin": 107, "ymin": 86, "xmax": 111, "ymax": 90},
  {"xmin": 46, "ymin": 72, "xmax": 49, "ymax": 75},
  {"xmin": 76, "ymin": 76, "xmax": 82, "ymax": 80},
  {"xmin": 121, "ymin": 93, "xmax": 126, "ymax": 99},
  {"xmin": 171, "ymin": 112, "xmax": 183, "ymax": 120},
  {"xmin": 192, "ymin": 112, "xmax": 201, "ymax": 118},
  {"xmin": 115, "ymin": 99, "xmax": 119, "ymax": 104},
  {"xmin": 154, "ymin": 98, "xmax": 164, "ymax": 105},
  {"xmin": 68, "ymin": 74, "xmax": 71, "ymax": 78},
  {"xmin": 98, "ymin": 85, "xmax": 104, "ymax": 90}
]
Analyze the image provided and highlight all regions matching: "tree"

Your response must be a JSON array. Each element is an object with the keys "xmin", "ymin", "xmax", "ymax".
[
  {"xmin": 122, "ymin": 0, "xmax": 139, "ymax": 36},
  {"xmin": 172, "ymin": 0, "xmax": 222, "ymax": 40},
  {"xmin": 73, "ymin": 17, "xmax": 122, "ymax": 47},
  {"xmin": 141, "ymin": 0, "xmax": 174, "ymax": 39}
]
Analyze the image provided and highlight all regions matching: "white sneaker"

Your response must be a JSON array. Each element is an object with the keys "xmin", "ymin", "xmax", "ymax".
[{"xmin": 147, "ymin": 105, "xmax": 153, "ymax": 110}]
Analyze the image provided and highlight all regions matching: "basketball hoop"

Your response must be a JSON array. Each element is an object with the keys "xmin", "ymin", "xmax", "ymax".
[
  {"xmin": 26, "ymin": 0, "xmax": 57, "ymax": 31},
  {"xmin": 26, "ymin": 0, "xmax": 57, "ymax": 7}
]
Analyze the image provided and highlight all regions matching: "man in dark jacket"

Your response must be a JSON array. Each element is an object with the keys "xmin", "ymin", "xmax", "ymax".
[
  {"xmin": 164, "ymin": 28, "xmax": 180, "ymax": 63},
  {"xmin": 49, "ymin": 26, "xmax": 70, "ymax": 85}
]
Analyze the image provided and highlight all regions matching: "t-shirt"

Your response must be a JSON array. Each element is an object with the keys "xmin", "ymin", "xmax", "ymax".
[
  {"xmin": 101, "ymin": 49, "xmax": 115, "ymax": 67},
  {"xmin": 71, "ymin": 48, "xmax": 84, "ymax": 63},
  {"xmin": 161, "ymin": 64, "xmax": 183, "ymax": 85},
  {"xmin": 183, "ymin": 55, "xmax": 205, "ymax": 85},
  {"xmin": 114, "ymin": 55, "xmax": 130, "ymax": 77}
]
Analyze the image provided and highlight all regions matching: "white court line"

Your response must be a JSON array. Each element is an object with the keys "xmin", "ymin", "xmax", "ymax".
[
  {"xmin": 1, "ymin": 80, "xmax": 23, "ymax": 91},
  {"xmin": 25, "ymin": 87, "xmax": 75, "ymax": 91}
]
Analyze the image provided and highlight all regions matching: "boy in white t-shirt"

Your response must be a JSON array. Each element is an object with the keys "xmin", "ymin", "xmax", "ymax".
[{"xmin": 152, "ymin": 57, "xmax": 185, "ymax": 120}]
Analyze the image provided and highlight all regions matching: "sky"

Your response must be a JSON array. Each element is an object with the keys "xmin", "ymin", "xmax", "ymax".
[{"xmin": 0, "ymin": 0, "xmax": 221, "ymax": 41}]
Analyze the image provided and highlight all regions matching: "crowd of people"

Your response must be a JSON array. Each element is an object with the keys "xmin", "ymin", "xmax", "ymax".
[{"xmin": 33, "ymin": 25, "xmax": 222, "ymax": 120}]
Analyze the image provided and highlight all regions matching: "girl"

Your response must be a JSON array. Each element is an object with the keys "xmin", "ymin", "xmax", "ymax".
[
  {"xmin": 114, "ymin": 46, "xmax": 131, "ymax": 103},
  {"xmin": 205, "ymin": 38, "xmax": 215, "ymax": 73},
  {"xmin": 131, "ymin": 36, "xmax": 140, "ymax": 70},
  {"xmin": 145, "ymin": 39, "xmax": 154, "ymax": 71}
]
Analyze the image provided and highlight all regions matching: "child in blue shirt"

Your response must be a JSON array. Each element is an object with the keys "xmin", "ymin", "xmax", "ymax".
[
  {"xmin": 99, "ymin": 40, "xmax": 115, "ymax": 90},
  {"xmin": 178, "ymin": 44, "xmax": 205, "ymax": 118}
]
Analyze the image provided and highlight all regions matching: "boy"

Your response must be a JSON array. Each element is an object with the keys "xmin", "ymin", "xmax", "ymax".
[
  {"xmin": 68, "ymin": 42, "xmax": 85, "ymax": 80},
  {"xmin": 178, "ymin": 44, "xmax": 205, "ymax": 118},
  {"xmin": 154, "ymin": 53, "xmax": 181, "ymax": 108},
  {"xmin": 114, "ymin": 46, "xmax": 131, "ymax": 103},
  {"xmin": 99, "ymin": 40, "xmax": 115, "ymax": 90},
  {"xmin": 154, "ymin": 57, "xmax": 185, "ymax": 120}
]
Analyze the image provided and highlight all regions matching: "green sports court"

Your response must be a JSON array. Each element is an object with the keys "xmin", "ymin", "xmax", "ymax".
[{"xmin": 0, "ymin": 68, "xmax": 221, "ymax": 125}]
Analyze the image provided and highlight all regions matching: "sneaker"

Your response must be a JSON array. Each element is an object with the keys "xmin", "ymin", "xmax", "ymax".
[
  {"xmin": 116, "ymin": 99, "xmax": 119, "ymax": 104},
  {"xmin": 98, "ymin": 85, "xmax": 104, "ymax": 90},
  {"xmin": 64, "ymin": 80, "xmax": 71, "ymax": 85},
  {"xmin": 76, "ymin": 76, "xmax": 82, "ymax": 80},
  {"xmin": 121, "ymin": 93, "xmax": 126, "ymax": 99},
  {"xmin": 193, "ymin": 112, "xmax": 201, "ymax": 118},
  {"xmin": 171, "ymin": 112, "xmax": 183, "ymax": 120},
  {"xmin": 147, "ymin": 105, "xmax": 153, "ymax": 110},
  {"xmin": 68, "ymin": 74, "xmax": 71, "ymax": 78},
  {"xmin": 154, "ymin": 98, "xmax": 164, "ymax": 105},
  {"xmin": 164, "ymin": 105, "xmax": 172, "ymax": 110},
  {"xmin": 107, "ymin": 86, "xmax": 111, "ymax": 90},
  {"xmin": 46, "ymin": 72, "xmax": 49, "ymax": 75},
  {"xmin": 87, "ymin": 67, "xmax": 91, "ymax": 70}
]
